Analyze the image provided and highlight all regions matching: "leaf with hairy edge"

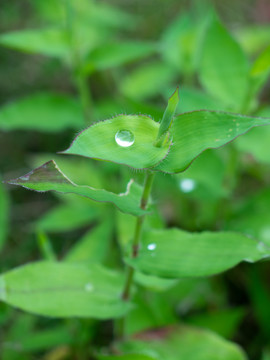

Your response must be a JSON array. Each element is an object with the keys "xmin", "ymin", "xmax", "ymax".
[
  {"xmin": 0, "ymin": 93, "xmax": 84, "ymax": 132},
  {"xmin": 127, "ymin": 228, "xmax": 269, "ymax": 278},
  {"xmin": 0, "ymin": 262, "xmax": 130, "ymax": 319},
  {"xmin": 6, "ymin": 161, "xmax": 146, "ymax": 216},
  {"xmin": 118, "ymin": 325, "xmax": 247, "ymax": 360},
  {"xmin": 155, "ymin": 110, "xmax": 270, "ymax": 174},
  {"xmin": 62, "ymin": 115, "xmax": 170, "ymax": 170}
]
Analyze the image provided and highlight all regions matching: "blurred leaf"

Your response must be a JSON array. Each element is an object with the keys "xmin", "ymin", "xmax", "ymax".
[
  {"xmin": 0, "ymin": 262, "xmax": 130, "ymax": 319},
  {"xmin": 127, "ymin": 228, "xmax": 269, "ymax": 278},
  {"xmin": 187, "ymin": 308, "xmax": 246, "ymax": 339},
  {"xmin": 0, "ymin": 93, "xmax": 84, "ymax": 132},
  {"xmin": 155, "ymin": 110, "xmax": 270, "ymax": 173},
  {"xmin": 134, "ymin": 273, "xmax": 178, "ymax": 292},
  {"xmin": 235, "ymin": 25, "xmax": 270, "ymax": 55},
  {"xmin": 63, "ymin": 115, "xmax": 170, "ymax": 170},
  {"xmin": 199, "ymin": 15, "xmax": 249, "ymax": 110},
  {"xmin": 7, "ymin": 160, "xmax": 147, "ymax": 216},
  {"xmin": 119, "ymin": 325, "xmax": 247, "ymax": 360},
  {"xmin": 120, "ymin": 62, "xmax": 175, "ymax": 101},
  {"xmin": 65, "ymin": 220, "xmax": 112, "ymax": 263},
  {"xmin": 99, "ymin": 354, "xmax": 157, "ymax": 360},
  {"xmin": 251, "ymin": 44, "xmax": 270, "ymax": 76},
  {"xmin": 83, "ymin": 41, "xmax": 157, "ymax": 72},
  {"xmin": 0, "ymin": 179, "xmax": 9, "ymax": 252},
  {"xmin": 0, "ymin": 28, "xmax": 70, "ymax": 58},
  {"xmin": 37, "ymin": 232, "xmax": 56, "ymax": 261}
]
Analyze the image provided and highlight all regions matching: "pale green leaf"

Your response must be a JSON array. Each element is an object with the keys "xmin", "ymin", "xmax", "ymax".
[
  {"xmin": 127, "ymin": 228, "xmax": 269, "ymax": 278},
  {"xmin": 120, "ymin": 62, "xmax": 175, "ymax": 101},
  {"xmin": 0, "ymin": 93, "xmax": 84, "ymax": 132},
  {"xmin": 119, "ymin": 325, "xmax": 247, "ymax": 360},
  {"xmin": 7, "ymin": 160, "xmax": 146, "ymax": 216},
  {"xmin": 0, "ymin": 179, "xmax": 9, "ymax": 252},
  {"xmin": 65, "ymin": 220, "xmax": 112, "ymax": 263},
  {"xmin": 84, "ymin": 41, "xmax": 157, "ymax": 72},
  {"xmin": 63, "ymin": 115, "xmax": 170, "ymax": 170},
  {"xmin": 155, "ymin": 110, "xmax": 270, "ymax": 174},
  {"xmin": 199, "ymin": 15, "xmax": 249, "ymax": 109},
  {"xmin": 0, "ymin": 262, "xmax": 129, "ymax": 319},
  {"xmin": 0, "ymin": 28, "xmax": 70, "ymax": 58}
]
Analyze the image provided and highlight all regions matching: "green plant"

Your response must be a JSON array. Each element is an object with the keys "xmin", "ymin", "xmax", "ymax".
[{"xmin": 2, "ymin": 86, "xmax": 270, "ymax": 359}]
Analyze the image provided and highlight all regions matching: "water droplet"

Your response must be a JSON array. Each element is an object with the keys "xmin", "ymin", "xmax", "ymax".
[
  {"xmin": 115, "ymin": 130, "xmax": 135, "ymax": 147},
  {"xmin": 85, "ymin": 283, "xmax": 94, "ymax": 292},
  {"xmin": 147, "ymin": 243, "xmax": 156, "ymax": 251},
  {"xmin": 179, "ymin": 178, "xmax": 196, "ymax": 193}
]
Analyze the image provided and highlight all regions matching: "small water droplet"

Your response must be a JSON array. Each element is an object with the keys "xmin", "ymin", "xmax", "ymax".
[
  {"xmin": 115, "ymin": 130, "xmax": 135, "ymax": 147},
  {"xmin": 179, "ymin": 178, "xmax": 196, "ymax": 193},
  {"xmin": 85, "ymin": 283, "xmax": 94, "ymax": 292},
  {"xmin": 147, "ymin": 243, "xmax": 156, "ymax": 251}
]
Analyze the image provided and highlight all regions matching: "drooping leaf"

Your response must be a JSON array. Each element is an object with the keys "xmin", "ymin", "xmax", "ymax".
[
  {"xmin": 62, "ymin": 115, "xmax": 170, "ymax": 170},
  {"xmin": 83, "ymin": 41, "xmax": 157, "ymax": 72},
  {"xmin": 0, "ymin": 93, "xmax": 84, "ymax": 132},
  {"xmin": 0, "ymin": 262, "xmax": 129, "ymax": 319},
  {"xmin": 199, "ymin": 15, "xmax": 249, "ymax": 110},
  {"xmin": 127, "ymin": 228, "xmax": 269, "ymax": 278},
  {"xmin": 6, "ymin": 160, "xmax": 146, "ymax": 216},
  {"xmin": 118, "ymin": 325, "xmax": 247, "ymax": 360},
  {"xmin": 155, "ymin": 110, "xmax": 270, "ymax": 173},
  {"xmin": 0, "ymin": 178, "xmax": 9, "ymax": 252}
]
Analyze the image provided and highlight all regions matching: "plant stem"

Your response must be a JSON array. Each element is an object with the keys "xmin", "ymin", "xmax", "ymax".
[{"xmin": 118, "ymin": 171, "xmax": 155, "ymax": 336}]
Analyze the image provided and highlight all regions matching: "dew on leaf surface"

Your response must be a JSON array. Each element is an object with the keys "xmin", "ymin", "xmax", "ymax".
[
  {"xmin": 147, "ymin": 243, "xmax": 156, "ymax": 251},
  {"xmin": 115, "ymin": 130, "xmax": 135, "ymax": 147},
  {"xmin": 179, "ymin": 178, "xmax": 196, "ymax": 193}
]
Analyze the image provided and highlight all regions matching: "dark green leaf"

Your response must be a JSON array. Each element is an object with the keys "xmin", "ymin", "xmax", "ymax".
[{"xmin": 7, "ymin": 160, "xmax": 146, "ymax": 216}]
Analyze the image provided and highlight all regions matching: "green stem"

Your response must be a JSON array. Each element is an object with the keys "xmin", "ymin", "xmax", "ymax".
[{"xmin": 118, "ymin": 171, "xmax": 155, "ymax": 336}]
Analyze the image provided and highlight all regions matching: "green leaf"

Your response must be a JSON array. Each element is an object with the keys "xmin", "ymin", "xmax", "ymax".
[
  {"xmin": 0, "ymin": 93, "xmax": 84, "ymax": 132},
  {"xmin": 199, "ymin": 15, "xmax": 249, "ymax": 110},
  {"xmin": 155, "ymin": 110, "xmax": 270, "ymax": 173},
  {"xmin": 0, "ymin": 28, "xmax": 70, "ymax": 58},
  {"xmin": 63, "ymin": 115, "xmax": 170, "ymax": 170},
  {"xmin": 251, "ymin": 44, "xmax": 270, "ymax": 76},
  {"xmin": 119, "ymin": 325, "xmax": 247, "ymax": 360},
  {"xmin": 6, "ymin": 160, "xmax": 146, "ymax": 216},
  {"xmin": 155, "ymin": 87, "xmax": 179, "ymax": 146},
  {"xmin": 0, "ymin": 179, "xmax": 9, "ymax": 252},
  {"xmin": 127, "ymin": 228, "xmax": 269, "ymax": 278},
  {"xmin": 99, "ymin": 355, "xmax": 157, "ymax": 360},
  {"xmin": 83, "ymin": 41, "xmax": 157, "ymax": 72},
  {"xmin": 120, "ymin": 62, "xmax": 175, "ymax": 101},
  {"xmin": 65, "ymin": 220, "xmax": 112, "ymax": 263},
  {"xmin": 0, "ymin": 262, "xmax": 129, "ymax": 319}
]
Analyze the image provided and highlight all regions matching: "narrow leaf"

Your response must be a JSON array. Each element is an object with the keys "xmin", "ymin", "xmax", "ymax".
[
  {"xmin": 6, "ymin": 160, "xmax": 146, "ymax": 216},
  {"xmin": 0, "ymin": 179, "xmax": 9, "ymax": 252},
  {"xmin": 0, "ymin": 93, "xmax": 84, "ymax": 132},
  {"xmin": 0, "ymin": 262, "xmax": 130, "ymax": 319},
  {"xmin": 62, "ymin": 115, "xmax": 170, "ymax": 170},
  {"xmin": 127, "ymin": 228, "xmax": 269, "ymax": 278},
  {"xmin": 155, "ymin": 110, "xmax": 270, "ymax": 173}
]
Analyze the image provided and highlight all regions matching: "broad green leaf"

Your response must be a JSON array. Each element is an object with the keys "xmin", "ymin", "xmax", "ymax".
[
  {"xmin": 120, "ymin": 62, "xmax": 175, "ymax": 101},
  {"xmin": 63, "ymin": 115, "xmax": 170, "ymax": 170},
  {"xmin": 155, "ymin": 110, "xmax": 270, "ymax": 173},
  {"xmin": 199, "ymin": 15, "xmax": 249, "ymax": 110},
  {"xmin": 7, "ymin": 160, "xmax": 146, "ymax": 216},
  {"xmin": 0, "ymin": 262, "xmax": 129, "ymax": 319},
  {"xmin": 127, "ymin": 228, "xmax": 269, "ymax": 278},
  {"xmin": 0, "ymin": 93, "xmax": 84, "ymax": 132},
  {"xmin": 0, "ymin": 179, "xmax": 9, "ymax": 252},
  {"xmin": 83, "ymin": 41, "xmax": 157, "ymax": 72},
  {"xmin": 0, "ymin": 28, "xmax": 70, "ymax": 58},
  {"xmin": 119, "ymin": 325, "xmax": 247, "ymax": 360},
  {"xmin": 65, "ymin": 220, "xmax": 112, "ymax": 263}
]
